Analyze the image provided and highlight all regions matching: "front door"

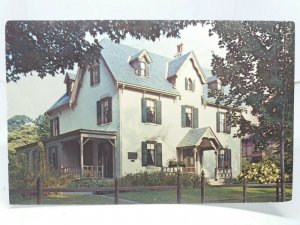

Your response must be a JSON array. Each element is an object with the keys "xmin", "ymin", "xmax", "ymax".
[
  {"xmin": 98, "ymin": 143, "xmax": 113, "ymax": 178},
  {"xmin": 183, "ymin": 149, "xmax": 195, "ymax": 173}
]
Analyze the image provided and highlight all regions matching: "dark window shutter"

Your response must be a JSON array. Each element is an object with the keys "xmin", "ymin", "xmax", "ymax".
[
  {"xmin": 193, "ymin": 107, "xmax": 198, "ymax": 128},
  {"xmin": 192, "ymin": 79, "xmax": 196, "ymax": 92},
  {"xmin": 156, "ymin": 100, "xmax": 162, "ymax": 124},
  {"xmin": 108, "ymin": 97, "xmax": 112, "ymax": 123},
  {"xmin": 97, "ymin": 100, "xmax": 101, "ymax": 125},
  {"xmin": 90, "ymin": 69, "xmax": 94, "ymax": 86},
  {"xmin": 227, "ymin": 149, "xmax": 232, "ymax": 168},
  {"xmin": 185, "ymin": 78, "xmax": 188, "ymax": 90},
  {"xmin": 141, "ymin": 98, "xmax": 147, "ymax": 122},
  {"xmin": 155, "ymin": 143, "xmax": 162, "ymax": 167},
  {"xmin": 226, "ymin": 114, "xmax": 231, "ymax": 134},
  {"xmin": 142, "ymin": 142, "xmax": 147, "ymax": 166},
  {"xmin": 181, "ymin": 105, "xmax": 186, "ymax": 127},
  {"xmin": 57, "ymin": 117, "xmax": 60, "ymax": 135},
  {"xmin": 96, "ymin": 64, "xmax": 100, "ymax": 84},
  {"xmin": 216, "ymin": 112, "xmax": 220, "ymax": 132},
  {"xmin": 50, "ymin": 119, "xmax": 53, "ymax": 137}
]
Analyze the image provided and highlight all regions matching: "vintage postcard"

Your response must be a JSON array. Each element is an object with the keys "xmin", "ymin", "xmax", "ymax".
[{"xmin": 6, "ymin": 20, "xmax": 294, "ymax": 205}]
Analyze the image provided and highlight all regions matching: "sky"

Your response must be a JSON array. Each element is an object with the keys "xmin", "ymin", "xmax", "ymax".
[{"xmin": 6, "ymin": 23, "xmax": 225, "ymax": 119}]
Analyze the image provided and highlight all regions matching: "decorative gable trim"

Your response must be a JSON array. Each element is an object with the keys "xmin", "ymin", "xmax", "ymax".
[
  {"xmin": 69, "ymin": 67, "xmax": 86, "ymax": 107},
  {"xmin": 129, "ymin": 49, "xmax": 153, "ymax": 64}
]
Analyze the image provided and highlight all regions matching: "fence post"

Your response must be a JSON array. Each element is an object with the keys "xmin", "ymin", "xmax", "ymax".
[
  {"xmin": 200, "ymin": 170, "xmax": 205, "ymax": 204},
  {"xmin": 177, "ymin": 169, "xmax": 182, "ymax": 204},
  {"xmin": 243, "ymin": 178, "xmax": 246, "ymax": 203},
  {"xmin": 36, "ymin": 176, "xmax": 43, "ymax": 205},
  {"xmin": 276, "ymin": 178, "xmax": 280, "ymax": 202},
  {"xmin": 114, "ymin": 177, "xmax": 119, "ymax": 204}
]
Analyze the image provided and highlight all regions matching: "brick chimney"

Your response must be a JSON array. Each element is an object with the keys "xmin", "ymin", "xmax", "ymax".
[{"xmin": 174, "ymin": 43, "xmax": 183, "ymax": 58}]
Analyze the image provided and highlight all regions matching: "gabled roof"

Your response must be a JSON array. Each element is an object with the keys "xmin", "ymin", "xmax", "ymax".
[
  {"xmin": 167, "ymin": 51, "xmax": 207, "ymax": 84},
  {"xmin": 129, "ymin": 49, "xmax": 153, "ymax": 64},
  {"xmin": 177, "ymin": 127, "xmax": 223, "ymax": 149},
  {"xmin": 100, "ymin": 38, "xmax": 179, "ymax": 96},
  {"xmin": 46, "ymin": 94, "xmax": 70, "ymax": 113}
]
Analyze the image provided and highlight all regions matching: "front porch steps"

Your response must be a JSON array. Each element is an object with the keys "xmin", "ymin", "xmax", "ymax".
[{"xmin": 208, "ymin": 178, "xmax": 225, "ymax": 185}]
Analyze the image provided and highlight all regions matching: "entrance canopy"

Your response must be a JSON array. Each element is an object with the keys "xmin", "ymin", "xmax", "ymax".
[{"xmin": 177, "ymin": 127, "xmax": 223, "ymax": 150}]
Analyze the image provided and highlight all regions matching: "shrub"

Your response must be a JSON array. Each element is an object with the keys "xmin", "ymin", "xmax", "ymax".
[{"xmin": 67, "ymin": 178, "xmax": 114, "ymax": 188}]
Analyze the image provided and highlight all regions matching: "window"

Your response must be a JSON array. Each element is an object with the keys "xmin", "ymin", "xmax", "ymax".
[
  {"xmin": 97, "ymin": 97, "xmax": 112, "ymax": 125},
  {"xmin": 136, "ymin": 60, "xmax": 149, "ymax": 77},
  {"xmin": 48, "ymin": 146, "xmax": 58, "ymax": 169},
  {"xmin": 90, "ymin": 64, "xmax": 100, "ymax": 86},
  {"xmin": 50, "ymin": 117, "xmax": 60, "ymax": 137},
  {"xmin": 216, "ymin": 112, "xmax": 231, "ymax": 133},
  {"xmin": 141, "ymin": 98, "xmax": 162, "ymax": 124},
  {"xmin": 218, "ymin": 149, "xmax": 231, "ymax": 168},
  {"xmin": 185, "ymin": 77, "xmax": 195, "ymax": 91},
  {"xmin": 142, "ymin": 142, "xmax": 162, "ymax": 167},
  {"xmin": 140, "ymin": 61, "xmax": 146, "ymax": 76},
  {"xmin": 181, "ymin": 105, "xmax": 198, "ymax": 128}
]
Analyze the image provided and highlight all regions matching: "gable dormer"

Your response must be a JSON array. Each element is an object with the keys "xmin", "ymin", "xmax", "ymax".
[
  {"xmin": 129, "ymin": 49, "xmax": 152, "ymax": 77},
  {"xmin": 207, "ymin": 76, "xmax": 224, "ymax": 94}
]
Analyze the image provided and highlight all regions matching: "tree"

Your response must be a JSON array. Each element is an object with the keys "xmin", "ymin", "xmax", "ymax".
[
  {"xmin": 8, "ymin": 115, "xmax": 32, "ymax": 131},
  {"xmin": 6, "ymin": 20, "xmax": 199, "ymax": 82},
  {"xmin": 34, "ymin": 114, "xmax": 50, "ymax": 139},
  {"xmin": 206, "ymin": 21, "xmax": 294, "ymax": 201}
]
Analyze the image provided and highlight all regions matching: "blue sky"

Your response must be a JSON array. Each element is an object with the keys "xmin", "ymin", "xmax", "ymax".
[{"xmin": 6, "ymin": 23, "xmax": 225, "ymax": 119}]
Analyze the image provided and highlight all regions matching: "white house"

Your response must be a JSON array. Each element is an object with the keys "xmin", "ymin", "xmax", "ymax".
[{"xmin": 16, "ymin": 39, "xmax": 243, "ymax": 181}]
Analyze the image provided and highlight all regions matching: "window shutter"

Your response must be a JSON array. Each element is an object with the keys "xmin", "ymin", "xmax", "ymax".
[
  {"xmin": 192, "ymin": 79, "xmax": 196, "ymax": 92},
  {"xmin": 108, "ymin": 97, "xmax": 112, "ymax": 123},
  {"xmin": 156, "ymin": 100, "xmax": 162, "ymax": 124},
  {"xmin": 155, "ymin": 143, "xmax": 162, "ymax": 167},
  {"xmin": 181, "ymin": 105, "xmax": 186, "ymax": 127},
  {"xmin": 90, "ymin": 69, "xmax": 94, "ymax": 86},
  {"xmin": 227, "ymin": 149, "xmax": 232, "ymax": 168},
  {"xmin": 142, "ymin": 142, "xmax": 147, "ymax": 166},
  {"xmin": 50, "ymin": 119, "xmax": 53, "ymax": 137},
  {"xmin": 97, "ymin": 100, "xmax": 101, "ymax": 125},
  {"xmin": 226, "ymin": 114, "xmax": 231, "ymax": 134},
  {"xmin": 57, "ymin": 117, "xmax": 60, "ymax": 135},
  {"xmin": 216, "ymin": 112, "xmax": 220, "ymax": 132},
  {"xmin": 141, "ymin": 98, "xmax": 147, "ymax": 123},
  {"xmin": 185, "ymin": 78, "xmax": 188, "ymax": 90},
  {"xmin": 96, "ymin": 64, "xmax": 100, "ymax": 84},
  {"xmin": 193, "ymin": 107, "xmax": 198, "ymax": 128}
]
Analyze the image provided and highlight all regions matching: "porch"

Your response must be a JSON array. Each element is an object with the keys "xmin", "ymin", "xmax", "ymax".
[
  {"xmin": 45, "ymin": 129, "xmax": 117, "ymax": 179},
  {"xmin": 176, "ymin": 127, "xmax": 232, "ymax": 180}
]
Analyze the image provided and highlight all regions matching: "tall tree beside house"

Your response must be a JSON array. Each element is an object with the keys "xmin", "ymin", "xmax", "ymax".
[
  {"xmin": 34, "ymin": 114, "xmax": 50, "ymax": 139},
  {"xmin": 206, "ymin": 21, "xmax": 294, "ymax": 201},
  {"xmin": 6, "ymin": 20, "xmax": 199, "ymax": 82}
]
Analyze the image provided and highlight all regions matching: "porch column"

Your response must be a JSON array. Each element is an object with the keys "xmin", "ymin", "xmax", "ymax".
[
  {"xmin": 214, "ymin": 150, "xmax": 219, "ymax": 181},
  {"xmin": 80, "ymin": 135, "xmax": 84, "ymax": 178},
  {"xmin": 193, "ymin": 148, "xmax": 197, "ymax": 174}
]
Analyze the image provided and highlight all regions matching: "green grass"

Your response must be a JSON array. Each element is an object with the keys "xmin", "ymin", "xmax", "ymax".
[
  {"xmin": 114, "ymin": 186, "xmax": 292, "ymax": 204},
  {"xmin": 10, "ymin": 186, "xmax": 292, "ymax": 205},
  {"xmin": 10, "ymin": 193, "xmax": 114, "ymax": 205}
]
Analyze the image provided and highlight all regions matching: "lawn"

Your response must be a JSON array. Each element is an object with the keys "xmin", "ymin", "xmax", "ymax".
[
  {"xmin": 10, "ymin": 186, "xmax": 292, "ymax": 205},
  {"xmin": 112, "ymin": 186, "xmax": 292, "ymax": 204}
]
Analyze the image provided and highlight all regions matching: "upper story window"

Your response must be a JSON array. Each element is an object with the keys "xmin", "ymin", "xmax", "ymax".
[
  {"xmin": 50, "ymin": 117, "xmax": 60, "ymax": 137},
  {"xmin": 90, "ymin": 63, "xmax": 100, "ymax": 86},
  {"xmin": 97, "ymin": 97, "xmax": 112, "ymax": 125},
  {"xmin": 216, "ymin": 112, "xmax": 231, "ymax": 134},
  {"xmin": 140, "ymin": 61, "xmax": 147, "ymax": 76},
  {"xmin": 142, "ymin": 141, "xmax": 162, "ymax": 167},
  {"xmin": 185, "ymin": 77, "xmax": 195, "ymax": 92},
  {"xmin": 181, "ymin": 105, "xmax": 198, "ymax": 128},
  {"xmin": 141, "ymin": 98, "xmax": 162, "ymax": 124}
]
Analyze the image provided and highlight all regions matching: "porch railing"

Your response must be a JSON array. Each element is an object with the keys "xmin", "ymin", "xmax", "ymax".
[
  {"xmin": 60, "ymin": 166, "xmax": 103, "ymax": 179},
  {"xmin": 217, "ymin": 168, "xmax": 232, "ymax": 179},
  {"xmin": 162, "ymin": 166, "xmax": 195, "ymax": 174},
  {"xmin": 83, "ymin": 165, "xmax": 103, "ymax": 179}
]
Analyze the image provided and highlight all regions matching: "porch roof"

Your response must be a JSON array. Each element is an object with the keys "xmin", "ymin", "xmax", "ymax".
[
  {"xmin": 177, "ymin": 127, "xmax": 223, "ymax": 149},
  {"xmin": 45, "ymin": 129, "xmax": 117, "ymax": 143}
]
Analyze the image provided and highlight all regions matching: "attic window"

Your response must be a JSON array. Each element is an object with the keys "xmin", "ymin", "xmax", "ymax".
[
  {"xmin": 90, "ymin": 64, "xmax": 100, "ymax": 86},
  {"xmin": 135, "ymin": 60, "xmax": 149, "ymax": 77}
]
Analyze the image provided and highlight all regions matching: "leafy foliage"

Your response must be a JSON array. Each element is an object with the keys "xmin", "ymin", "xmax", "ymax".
[
  {"xmin": 238, "ymin": 160, "xmax": 283, "ymax": 183},
  {"xmin": 6, "ymin": 20, "xmax": 200, "ymax": 82},
  {"xmin": 8, "ymin": 115, "xmax": 32, "ymax": 131},
  {"xmin": 33, "ymin": 114, "xmax": 50, "ymax": 139}
]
